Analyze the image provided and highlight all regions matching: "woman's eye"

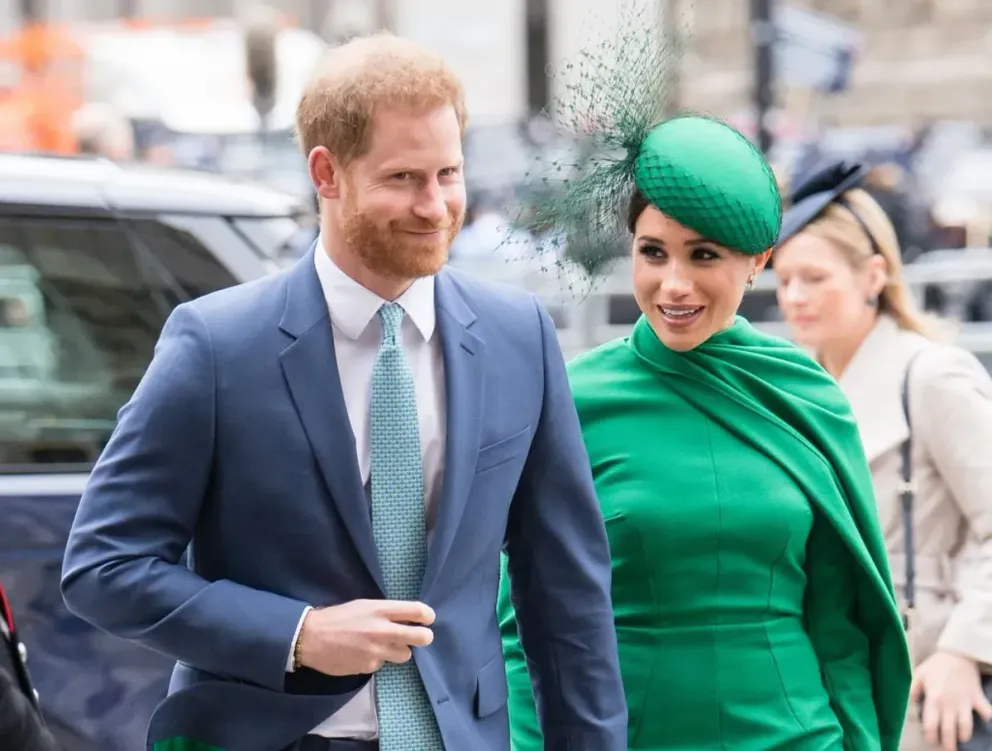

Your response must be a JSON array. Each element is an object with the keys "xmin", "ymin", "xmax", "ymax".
[
  {"xmin": 693, "ymin": 248, "xmax": 720, "ymax": 261},
  {"xmin": 639, "ymin": 245, "xmax": 664, "ymax": 259}
]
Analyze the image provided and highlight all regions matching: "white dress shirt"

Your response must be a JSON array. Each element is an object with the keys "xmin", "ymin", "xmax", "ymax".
[{"xmin": 287, "ymin": 241, "xmax": 447, "ymax": 739}]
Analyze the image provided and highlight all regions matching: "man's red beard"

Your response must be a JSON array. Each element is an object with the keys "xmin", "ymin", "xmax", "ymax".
[{"xmin": 342, "ymin": 197, "xmax": 463, "ymax": 280}]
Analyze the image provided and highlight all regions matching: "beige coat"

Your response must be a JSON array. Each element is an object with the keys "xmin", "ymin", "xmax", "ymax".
[{"xmin": 838, "ymin": 315, "xmax": 992, "ymax": 748}]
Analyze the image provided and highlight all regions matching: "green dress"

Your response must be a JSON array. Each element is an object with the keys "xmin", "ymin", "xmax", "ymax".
[{"xmin": 497, "ymin": 316, "xmax": 911, "ymax": 751}]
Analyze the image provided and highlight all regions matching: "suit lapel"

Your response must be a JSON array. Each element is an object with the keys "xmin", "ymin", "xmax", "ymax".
[
  {"xmin": 421, "ymin": 270, "xmax": 485, "ymax": 598},
  {"xmin": 278, "ymin": 248, "xmax": 384, "ymax": 592}
]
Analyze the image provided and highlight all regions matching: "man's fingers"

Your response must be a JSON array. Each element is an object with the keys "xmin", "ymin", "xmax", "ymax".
[
  {"xmin": 375, "ymin": 600, "xmax": 436, "ymax": 625},
  {"xmin": 385, "ymin": 623, "xmax": 434, "ymax": 648},
  {"xmin": 380, "ymin": 644, "xmax": 413, "ymax": 665}
]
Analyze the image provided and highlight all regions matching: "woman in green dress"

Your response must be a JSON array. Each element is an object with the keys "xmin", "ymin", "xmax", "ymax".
[{"xmin": 496, "ymin": 114, "xmax": 913, "ymax": 750}]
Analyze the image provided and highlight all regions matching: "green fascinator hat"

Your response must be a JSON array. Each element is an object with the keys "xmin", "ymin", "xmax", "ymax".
[
  {"xmin": 499, "ymin": 5, "xmax": 782, "ymax": 293},
  {"xmin": 633, "ymin": 115, "xmax": 782, "ymax": 255}
]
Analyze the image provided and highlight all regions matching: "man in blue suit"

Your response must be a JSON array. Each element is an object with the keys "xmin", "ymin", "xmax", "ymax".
[{"xmin": 60, "ymin": 32, "xmax": 626, "ymax": 751}]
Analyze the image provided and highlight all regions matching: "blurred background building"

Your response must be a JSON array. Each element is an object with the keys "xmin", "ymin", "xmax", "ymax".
[
  {"xmin": 0, "ymin": 0, "xmax": 991, "ymax": 280},
  {"xmin": 683, "ymin": 0, "xmax": 992, "ymax": 125},
  {"xmin": 5, "ymin": 0, "xmax": 992, "ymax": 123}
]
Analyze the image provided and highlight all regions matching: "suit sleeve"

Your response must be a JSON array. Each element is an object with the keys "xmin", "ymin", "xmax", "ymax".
[
  {"xmin": 499, "ymin": 298, "xmax": 627, "ymax": 751},
  {"xmin": 915, "ymin": 348, "xmax": 992, "ymax": 665},
  {"xmin": 60, "ymin": 304, "xmax": 309, "ymax": 691},
  {"xmin": 805, "ymin": 509, "xmax": 880, "ymax": 749}
]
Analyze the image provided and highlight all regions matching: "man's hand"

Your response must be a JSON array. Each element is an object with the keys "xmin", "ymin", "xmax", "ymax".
[
  {"xmin": 297, "ymin": 599, "xmax": 435, "ymax": 676},
  {"xmin": 911, "ymin": 651, "xmax": 992, "ymax": 751}
]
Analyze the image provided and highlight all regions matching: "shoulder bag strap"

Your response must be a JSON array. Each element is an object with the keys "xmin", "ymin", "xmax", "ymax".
[{"xmin": 900, "ymin": 352, "xmax": 923, "ymax": 630}]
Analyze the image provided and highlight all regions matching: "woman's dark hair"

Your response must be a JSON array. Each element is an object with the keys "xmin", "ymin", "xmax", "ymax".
[{"xmin": 627, "ymin": 188, "xmax": 649, "ymax": 233}]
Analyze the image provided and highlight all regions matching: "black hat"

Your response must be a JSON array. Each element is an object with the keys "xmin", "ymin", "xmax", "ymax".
[{"xmin": 776, "ymin": 161, "xmax": 870, "ymax": 247}]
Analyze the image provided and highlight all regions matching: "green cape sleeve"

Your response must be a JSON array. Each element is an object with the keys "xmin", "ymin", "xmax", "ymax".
[
  {"xmin": 625, "ymin": 316, "xmax": 911, "ymax": 750},
  {"xmin": 497, "ymin": 553, "xmax": 545, "ymax": 750}
]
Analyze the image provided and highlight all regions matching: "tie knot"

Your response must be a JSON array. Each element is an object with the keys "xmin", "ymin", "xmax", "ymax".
[{"xmin": 378, "ymin": 302, "xmax": 404, "ymax": 343}]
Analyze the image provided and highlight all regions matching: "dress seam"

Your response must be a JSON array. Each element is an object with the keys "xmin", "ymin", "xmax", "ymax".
[
  {"xmin": 762, "ymin": 534, "xmax": 810, "ymax": 735},
  {"xmin": 629, "ymin": 521, "xmax": 659, "ymax": 746},
  {"xmin": 702, "ymin": 416, "xmax": 727, "ymax": 750}
]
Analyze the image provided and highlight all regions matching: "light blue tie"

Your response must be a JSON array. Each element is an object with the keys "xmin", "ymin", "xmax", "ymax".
[{"xmin": 370, "ymin": 302, "xmax": 444, "ymax": 751}]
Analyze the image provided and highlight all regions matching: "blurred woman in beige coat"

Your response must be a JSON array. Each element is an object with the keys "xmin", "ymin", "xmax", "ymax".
[{"xmin": 774, "ymin": 162, "xmax": 992, "ymax": 751}]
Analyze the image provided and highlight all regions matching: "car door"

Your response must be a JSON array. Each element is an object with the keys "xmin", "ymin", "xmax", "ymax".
[{"xmin": 0, "ymin": 209, "xmax": 240, "ymax": 751}]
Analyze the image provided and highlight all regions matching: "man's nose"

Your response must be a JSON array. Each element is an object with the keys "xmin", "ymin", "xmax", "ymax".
[{"xmin": 413, "ymin": 182, "xmax": 448, "ymax": 224}]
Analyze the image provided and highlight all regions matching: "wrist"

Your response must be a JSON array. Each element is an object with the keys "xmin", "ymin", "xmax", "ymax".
[{"xmin": 293, "ymin": 607, "xmax": 314, "ymax": 671}]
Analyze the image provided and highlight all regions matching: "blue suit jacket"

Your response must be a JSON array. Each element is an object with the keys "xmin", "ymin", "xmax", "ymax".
[{"xmin": 60, "ymin": 249, "xmax": 627, "ymax": 751}]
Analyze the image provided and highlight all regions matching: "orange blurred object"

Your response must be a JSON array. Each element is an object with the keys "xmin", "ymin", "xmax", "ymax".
[
  {"xmin": 0, "ymin": 14, "xmax": 298, "ymax": 155},
  {"xmin": 0, "ymin": 23, "xmax": 84, "ymax": 153}
]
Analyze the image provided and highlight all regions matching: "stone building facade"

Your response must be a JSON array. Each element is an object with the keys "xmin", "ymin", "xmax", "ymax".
[
  {"xmin": 679, "ymin": 0, "xmax": 992, "ymax": 126},
  {"xmin": 2, "ymin": 0, "xmax": 992, "ymax": 127}
]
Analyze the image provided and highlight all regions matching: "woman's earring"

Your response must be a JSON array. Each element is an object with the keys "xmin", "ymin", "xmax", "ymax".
[
  {"xmin": 866, "ymin": 295, "xmax": 878, "ymax": 308},
  {"xmin": 745, "ymin": 274, "xmax": 755, "ymax": 291}
]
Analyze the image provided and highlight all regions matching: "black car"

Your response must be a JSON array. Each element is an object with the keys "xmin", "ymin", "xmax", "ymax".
[{"xmin": 0, "ymin": 152, "xmax": 313, "ymax": 750}]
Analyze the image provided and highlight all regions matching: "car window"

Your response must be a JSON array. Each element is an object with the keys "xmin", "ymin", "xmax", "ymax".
[
  {"xmin": 231, "ymin": 215, "xmax": 316, "ymax": 266},
  {"xmin": 126, "ymin": 218, "xmax": 240, "ymax": 298},
  {"xmin": 0, "ymin": 216, "xmax": 236, "ymax": 472}
]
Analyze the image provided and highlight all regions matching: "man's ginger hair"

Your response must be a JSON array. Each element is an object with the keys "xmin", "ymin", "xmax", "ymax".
[{"xmin": 295, "ymin": 32, "xmax": 468, "ymax": 165}]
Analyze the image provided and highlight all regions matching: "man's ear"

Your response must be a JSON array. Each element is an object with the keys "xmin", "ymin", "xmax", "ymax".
[{"xmin": 308, "ymin": 146, "xmax": 343, "ymax": 200}]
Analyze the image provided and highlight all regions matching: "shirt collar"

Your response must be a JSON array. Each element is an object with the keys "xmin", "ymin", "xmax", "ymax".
[{"xmin": 313, "ymin": 234, "xmax": 436, "ymax": 342}]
